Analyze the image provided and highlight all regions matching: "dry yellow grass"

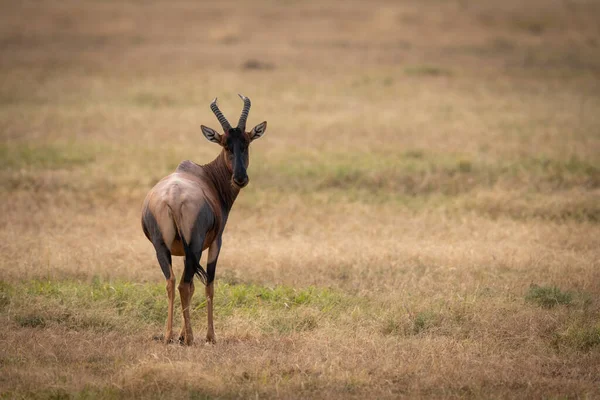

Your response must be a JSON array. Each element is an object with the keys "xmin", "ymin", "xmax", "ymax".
[{"xmin": 1, "ymin": 0, "xmax": 599, "ymax": 398}]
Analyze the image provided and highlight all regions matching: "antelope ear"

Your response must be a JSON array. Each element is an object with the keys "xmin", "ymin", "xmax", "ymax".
[
  {"xmin": 201, "ymin": 125, "xmax": 222, "ymax": 144},
  {"xmin": 249, "ymin": 121, "xmax": 267, "ymax": 141}
]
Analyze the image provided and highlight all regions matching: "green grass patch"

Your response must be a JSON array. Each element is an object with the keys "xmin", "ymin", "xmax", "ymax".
[
  {"xmin": 209, "ymin": 283, "xmax": 349, "ymax": 317},
  {"xmin": 465, "ymin": 192, "xmax": 600, "ymax": 223},
  {"xmin": 265, "ymin": 311, "xmax": 319, "ymax": 334},
  {"xmin": 552, "ymin": 321, "xmax": 600, "ymax": 352},
  {"xmin": 252, "ymin": 150, "xmax": 490, "ymax": 197},
  {"xmin": 252, "ymin": 151, "xmax": 599, "ymax": 200},
  {"xmin": 9, "ymin": 279, "xmax": 166, "ymax": 331},
  {"xmin": 4, "ymin": 279, "xmax": 353, "ymax": 334},
  {"xmin": 518, "ymin": 156, "xmax": 599, "ymax": 189},
  {"xmin": 0, "ymin": 142, "xmax": 96, "ymax": 170},
  {"xmin": 560, "ymin": 325, "xmax": 600, "ymax": 351},
  {"xmin": 412, "ymin": 310, "xmax": 441, "ymax": 334},
  {"xmin": 381, "ymin": 309, "xmax": 443, "ymax": 337},
  {"xmin": 525, "ymin": 284, "xmax": 572, "ymax": 308}
]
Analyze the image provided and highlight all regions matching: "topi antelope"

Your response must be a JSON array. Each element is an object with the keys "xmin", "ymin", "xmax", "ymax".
[{"xmin": 141, "ymin": 94, "xmax": 267, "ymax": 345}]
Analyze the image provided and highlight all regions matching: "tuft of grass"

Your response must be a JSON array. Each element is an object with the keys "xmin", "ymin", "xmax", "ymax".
[
  {"xmin": 242, "ymin": 59, "xmax": 275, "ymax": 70},
  {"xmin": 511, "ymin": 15, "xmax": 548, "ymax": 35},
  {"xmin": 404, "ymin": 65, "xmax": 451, "ymax": 76},
  {"xmin": 412, "ymin": 311, "xmax": 440, "ymax": 334},
  {"xmin": 130, "ymin": 92, "xmax": 178, "ymax": 108},
  {"xmin": 0, "ymin": 281, "xmax": 12, "ymax": 311},
  {"xmin": 403, "ymin": 149, "xmax": 425, "ymax": 159},
  {"xmin": 266, "ymin": 311, "xmax": 319, "ymax": 334},
  {"xmin": 525, "ymin": 284, "xmax": 572, "ymax": 309},
  {"xmin": 380, "ymin": 310, "xmax": 443, "ymax": 337},
  {"xmin": 553, "ymin": 324, "xmax": 600, "ymax": 352},
  {"xmin": 564, "ymin": 325, "xmax": 600, "ymax": 351},
  {"xmin": 457, "ymin": 160, "xmax": 473, "ymax": 173},
  {"xmin": 188, "ymin": 390, "xmax": 214, "ymax": 400},
  {"xmin": 15, "ymin": 314, "xmax": 46, "ymax": 328},
  {"xmin": 381, "ymin": 315, "xmax": 406, "ymax": 336}
]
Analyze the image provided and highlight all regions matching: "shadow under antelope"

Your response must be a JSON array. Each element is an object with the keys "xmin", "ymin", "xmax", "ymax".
[{"xmin": 141, "ymin": 95, "xmax": 267, "ymax": 345}]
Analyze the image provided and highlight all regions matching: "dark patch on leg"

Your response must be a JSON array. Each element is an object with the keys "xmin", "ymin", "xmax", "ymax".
[
  {"xmin": 143, "ymin": 209, "xmax": 173, "ymax": 280},
  {"xmin": 155, "ymin": 243, "xmax": 172, "ymax": 280},
  {"xmin": 206, "ymin": 237, "xmax": 222, "ymax": 285},
  {"xmin": 142, "ymin": 208, "xmax": 161, "ymax": 242},
  {"xmin": 207, "ymin": 261, "xmax": 217, "ymax": 285}
]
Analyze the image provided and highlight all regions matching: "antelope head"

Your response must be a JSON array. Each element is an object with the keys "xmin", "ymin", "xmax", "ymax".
[{"xmin": 200, "ymin": 94, "xmax": 267, "ymax": 189}]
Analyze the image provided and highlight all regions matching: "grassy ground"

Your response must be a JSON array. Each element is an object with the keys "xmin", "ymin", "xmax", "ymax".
[{"xmin": 1, "ymin": 0, "xmax": 599, "ymax": 398}]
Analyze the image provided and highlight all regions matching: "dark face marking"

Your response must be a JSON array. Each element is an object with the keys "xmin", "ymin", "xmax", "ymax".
[{"xmin": 223, "ymin": 128, "xmax": 250, "ymax": 188}]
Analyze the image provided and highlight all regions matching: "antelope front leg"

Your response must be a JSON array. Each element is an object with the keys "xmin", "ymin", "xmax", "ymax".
[
  {"xmin": 178, "ymin": 279, "xmax": 194, "ymax": 344},
  {"xmin": 206, "ymin": 282, "xmax": 215, "ymax": 343},
  {"xmin": 205, "ymin": 238, "xmax": 221, "ymax": 344},
  {"xmin": 178, "ymin": 280, "xmax": 194, "ymax": 345}
]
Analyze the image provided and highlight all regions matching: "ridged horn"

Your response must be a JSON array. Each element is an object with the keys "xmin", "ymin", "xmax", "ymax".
[
  {"xmin": 210, "ymin": 98, "xmax": 232, "ymax": 132},
  {"xmin": 237, "ymin": 93, "xmax": 251, "ymax": 130}
]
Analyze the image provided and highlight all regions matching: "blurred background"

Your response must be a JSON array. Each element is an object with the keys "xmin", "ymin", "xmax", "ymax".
[{"xmin": 1, "ymin": 0, "xmax": 599, "ymax": 398}]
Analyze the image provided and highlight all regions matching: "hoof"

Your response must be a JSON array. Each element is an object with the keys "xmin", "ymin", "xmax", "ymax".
[
  {"xmin": 154, "ymin": 333, "xmax": 177, "ymax": 344},
  {"xmin": 178, "ymin": 334, "xmax": 194, "ymax": 346},
  {"xmin": 206, "ymin": 335, "xmax": 216, "ymax": 345}
]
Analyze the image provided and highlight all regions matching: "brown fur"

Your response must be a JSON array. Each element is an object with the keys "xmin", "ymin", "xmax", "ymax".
[{"xmin": 141, "ymin": 152, "xmax": 237, "ymax": 256}]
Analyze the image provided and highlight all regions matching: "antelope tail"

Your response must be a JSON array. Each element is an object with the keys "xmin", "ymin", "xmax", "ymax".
[{"xmin": 168, "ymin": 205, "xmax": 208, "ymax": 285}]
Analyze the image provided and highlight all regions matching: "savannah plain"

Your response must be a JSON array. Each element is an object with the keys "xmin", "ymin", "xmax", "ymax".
[{"xmin": 1, "ymin": 0, "xmax": 599, "ymax": 398}]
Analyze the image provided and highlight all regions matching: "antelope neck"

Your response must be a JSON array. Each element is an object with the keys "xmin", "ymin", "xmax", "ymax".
[{"xmin": 202, "ymin": 150, "xmax": 239, "ymax": 211}]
